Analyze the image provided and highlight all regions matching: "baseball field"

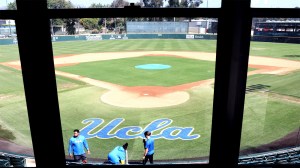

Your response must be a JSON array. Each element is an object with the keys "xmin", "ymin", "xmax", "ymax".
[{"xmin": 0, "ymin": 39, "xmax": 299, "ymax": 161}]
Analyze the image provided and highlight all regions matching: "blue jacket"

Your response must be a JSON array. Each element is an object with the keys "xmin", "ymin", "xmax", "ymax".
[
  {"xmin": 68, "ymin": 135, "xmax": 89, "ymax": 155},
  {"xmin": 108, "ymin": 146, "xmax": 126, "ymax": 164},
  {"xmin": 145, "ymin": 138, "xmax": 154, "ymax": 155}
]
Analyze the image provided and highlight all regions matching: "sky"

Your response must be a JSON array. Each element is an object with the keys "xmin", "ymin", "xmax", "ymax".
[{"xmin": 0, "ymin": 0, "xmax": 299, "ymax": 9}]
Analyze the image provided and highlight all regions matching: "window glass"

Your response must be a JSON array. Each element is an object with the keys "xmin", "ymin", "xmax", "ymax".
[
  {"xmin": 239, "ymin": 18, "xmax": 300, "ymax": 165},
  {"xmin": 0, "ymin": 20, "xmax": 35, "ymax": 167},
  {"xmin": 52, "ymin": 17, "xmax": 218, "ymax": 165}
]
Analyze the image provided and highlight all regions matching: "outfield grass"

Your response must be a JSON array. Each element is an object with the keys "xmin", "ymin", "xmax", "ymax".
[
  {"xmin": 246, "ymin": 70, "xmax": 300, "ymax": 98},
  {"xmin": 241, "ymin": 93, "xmax": 300, "ymax": 150},
  {"xmin": 0, "ymin": 40, "xmax": 299, "ymax": 160},
  {"xmin": 0, "ymin": 40, "xmax": 299, "ymax": 62},
  {"xmin": 249, "ymin": 42, "xmax": 300, "ymax": 61},
  {"xmin": 57, "ymin": 56, "xmax": 216, "ymax": 86}
]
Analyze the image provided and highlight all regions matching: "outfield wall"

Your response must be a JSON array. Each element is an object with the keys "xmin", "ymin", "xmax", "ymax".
[
  {"xmin": 0, "ymin": 34, "xmax": 217, "ymax": 45},
  {"xmin": 126, "ymin": 22, "xmax": 189, "ymax": 34}
]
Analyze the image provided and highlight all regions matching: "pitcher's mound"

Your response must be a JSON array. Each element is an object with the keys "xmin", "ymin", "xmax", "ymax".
[{"xmin": 101, "ymin": 88, "xmax": 190, "ymax": 108}]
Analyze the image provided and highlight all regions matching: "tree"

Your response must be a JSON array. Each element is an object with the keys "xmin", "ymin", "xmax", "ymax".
[
  {"xmin": 90, "ymin": 3, "xmax": 109, "ymax": 8},
  {"xmin": 111, "ymin": 0, "xmax": 129, "ymax": 8},
  {"xmin": 65, "ymin": 18, "xmax": 77, "ymax": 35},
  {"xmin": 167, "ymin": 0, "xmax": 179, "ymax": 8},
  {"xmin": 6, "ymin": 0, "xmax": 74, "ymax": 9},
  {"xmin": 79, "ymin": 18, "xmax": 99, "ymax": 30},
  {"xmin": 5, "ymin": 0, "xmax": 75, "ymax": 35},
  {"xmin": 143, "ymin": 0, "xmax": 164, "ymax": 8},
  {"xmin": 47, "ymin": 0, "xmax": 77, "ymax": 35},
  {"xmin": 179, "ymin": 0, "xmax": 203, "ymax": 8},
  {"xmin": 47, "ymin": 0, "xmax": 73, "ymax": 9},
  {"xmin": 7, "ymin": 1, "xmax": 17, "ymax": 10}
]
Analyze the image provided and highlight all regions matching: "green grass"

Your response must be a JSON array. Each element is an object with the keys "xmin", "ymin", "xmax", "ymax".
[
  {"xmin": 241, "ymin": 93, "xmax": 300, "ymax": 150},
  {"xmin": 246, "ymin": 70, "xmax": 300, "ymax": 98},
  {"xmin": 58, "ymin": 85, "xmax": 214, "ymax": 160},
  {"xmin": 0, "ymin": 125, "xmax": 16, "ymax": 141},
  {"xmin": 0, "ymin": 45, "xmax": 20, "ymax": 62},
  {"xmin": 0, "ymin": 65, "xmax": 25, "ymax": 94},
  {"xmin": 51, "ymin": 40, "xmax": 217, "ymax": 56},
  {"xmin": 249, "ymin": 42, "xmax": 300, "ymax": 61},
  {"xmin": 51, "ymin": 40, "xmax": 300, "ymax": 60},
  {"xmin": 57, "ymin": 56, "xmax": 216, "ymax": 86},
  {"xmin": 57, "ymin": 85, "xmax": 300, "ymax": 159},
  {"xmin": 0, "ymin": 40, "xmax": 299, "ymax": 62},
  {"xmin": 0, "ymin": 40, "xmax": 299, "ymax": 160}
]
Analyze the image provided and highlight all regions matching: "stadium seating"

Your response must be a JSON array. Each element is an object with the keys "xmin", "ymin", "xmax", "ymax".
[
  {"xmin": 0, "ymin": 159, "xmax": 10, "ymax": 167},
  {"xmin": 239, "ymin": 146, "xmax": 300, "ymax": 165},
  {"xmin": 1, "ymin": 146, "xmax": 300, "ymax": 166},
  {"xmin": 0, "ymin": 153, "xmax": 27, "ymax": 167}
]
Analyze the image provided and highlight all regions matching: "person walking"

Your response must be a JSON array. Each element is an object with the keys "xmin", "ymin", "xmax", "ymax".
[
  {"xmin": 68, "ymin": 129, "xmax": 90, "ymax": 163},
  {"xmin": 143, "ymin": 131, "xmax": 154, "ymax": 165}
]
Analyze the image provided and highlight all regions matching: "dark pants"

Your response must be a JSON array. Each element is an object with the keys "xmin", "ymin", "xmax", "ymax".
[
  {"xmin": 74, "ymin": 153, "xmax": 87, "ymax": 163},
  {"xmin": 143, "ymin": 154, "xmax": 154, "ymax": 165}
]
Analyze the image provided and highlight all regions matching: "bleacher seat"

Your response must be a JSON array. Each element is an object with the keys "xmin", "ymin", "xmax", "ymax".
[
  {"xmin": 253, "ymin": 156, "xmax": 265, "ymax": 161},
  {"xmin": 0, "ymin": 159, "xmax": 10, "ymax": 167},
  {"xmin": 288, "ymin": 151, "xmax": 298, "ymax": 156},
  {"xmin": 276, "ymin": 159, "xmax": 289, "ymax": 164},
  {"xmin": 265, "ymin": 154, "xmax": 276, "ymax": 160},
  {"xmin": 264, "ymin": 161, "xmax": 275, "ymax": 164},
  {"xmin": 0, "ymin": 154, "xmax": 10, "ymax": 161},
  {"xmin": 289, "ymin": 157, "xmax": 299, "ymax": 162},
  {"xmin": 10, "ymin": 157, "xmax": 26, "ymax": 167},
  {"xmin": 277, "ymin": 153, "xmax": 289, "ymax": 158},
  {"xmin": 239, "ymin": 147, "xmax": 300, "ymax": 165},
  {"xmin": 238, "ymin": 157, "xmax": 253, "ymax": 163}
]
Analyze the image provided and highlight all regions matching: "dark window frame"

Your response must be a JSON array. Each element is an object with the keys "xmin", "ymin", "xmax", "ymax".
[{"xmin": 0, "ymin": 0, "xmax": 299, "ymax": 167}]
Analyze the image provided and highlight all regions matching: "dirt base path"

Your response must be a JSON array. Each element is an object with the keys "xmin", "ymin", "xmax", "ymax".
[
  {"xmin": 2, "ymin": 51, "xmax": 300, "ymax": 108},
  {"xmin": 1, "ymin": 51, "xmax": 300, "ymax": 160}
]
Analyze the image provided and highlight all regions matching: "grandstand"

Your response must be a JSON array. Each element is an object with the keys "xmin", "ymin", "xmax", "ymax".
[
  {"xmin": 0, "ymin": 152, "xmax": 35, "ymax": 167},
  {"xmin": 238, "ymin": 146, "xmax": 300, "ymax": 165},
  {"xmin": 3, "ymin": 147, "xmax": 298, "ymax": 166}
]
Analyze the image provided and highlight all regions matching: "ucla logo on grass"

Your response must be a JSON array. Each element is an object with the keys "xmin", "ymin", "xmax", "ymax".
[{"xmin": 80, "ymin": 118, "xmax": 200, "ymax": 140}]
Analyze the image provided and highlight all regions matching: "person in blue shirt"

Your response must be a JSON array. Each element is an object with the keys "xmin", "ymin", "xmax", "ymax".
[
  {"xmin": 68, "ymin": 129, "xmax": 90, "ymax": 163},
  {"xmin": 142, "ymin": 131, "xmax": 154, "ymax": 165},
  {"xmin": 107, "ymin": 143, "xmax": 128, "ymax": 164}
]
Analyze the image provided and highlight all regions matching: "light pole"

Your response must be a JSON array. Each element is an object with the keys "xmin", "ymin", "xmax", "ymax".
[
  {"xmin": 8, "ymin": 20, "xmax": 11, "ymax": 36},
  {"xmin": 6, "ymin": 0, "xmax": 12, "ymax": 36},
  {"xmin": 206, "ymin": 0, "xmax": 209, "ymax": 34},
  {"xmin": 104, "ymin": 18, "xmax": 107, "ymax": 34}
]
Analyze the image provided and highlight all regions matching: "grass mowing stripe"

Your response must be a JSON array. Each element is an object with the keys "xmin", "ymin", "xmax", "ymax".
[
  {"xmin": 57, "ymin": 56, "xmax": 216, "ymax": 86},
  {"xmin": 247, "ymin": 70, "xmax": 300, "ymax": 98},
  {"xmin": 0, "ymin": 39, "xmax": 299, "ymax": 159}
]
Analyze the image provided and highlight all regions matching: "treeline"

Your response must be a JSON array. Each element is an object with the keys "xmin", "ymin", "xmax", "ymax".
[{"xmin": 7, "ymin": 0, "xmax": 204, "ymax": 34}]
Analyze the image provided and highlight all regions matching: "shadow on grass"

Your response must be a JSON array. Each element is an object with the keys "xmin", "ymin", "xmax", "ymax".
[
  {"xmin": 284, "ymin": 55, "xmax": 300, "ymax": 58},
  {"xmin": 0, "ymin": 125, "xmax": 16, "ymax": 141},
  {"xmin": 246, "ymin": 84, "xmax": 271, "ymax": 94}
]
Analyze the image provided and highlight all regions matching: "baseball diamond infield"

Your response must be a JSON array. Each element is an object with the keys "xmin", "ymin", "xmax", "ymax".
[
  {"xmin": 1, "ymin": 40, "xmax": 300, "ymax": 162},
  {"xmin": 2, "ymin": 51, "xmax": 300, "ymax": 108}
]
